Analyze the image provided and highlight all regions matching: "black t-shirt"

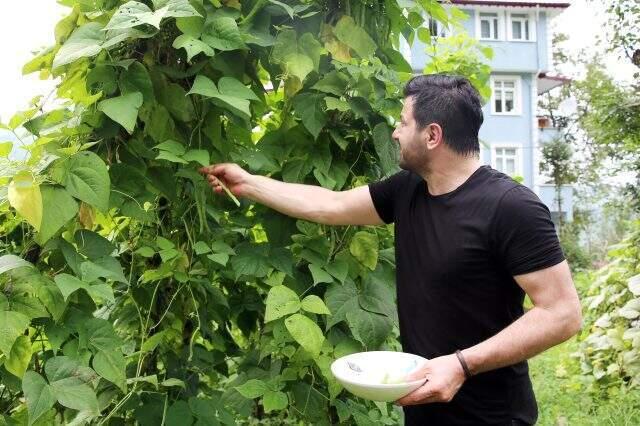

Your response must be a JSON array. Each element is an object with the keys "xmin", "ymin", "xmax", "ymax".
[{"xmin": 368, "ymin": 165, "xmax": 565, "ymax": 426}]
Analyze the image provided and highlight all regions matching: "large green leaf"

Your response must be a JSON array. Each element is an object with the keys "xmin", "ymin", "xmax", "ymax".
[
  {"xmin": 308, "ymin": 264, "xmax": 333, "ymax": 285},
  {"xmin": 0, "ymin": 311, "xmax": 30, "ymax": 356},
  {"xmin": 373, "ymin": 122, "xmax": 400, "ymax": 177},
  {"xmin": 173, "ymin": 34, "xmax": 214, "ymax": 62},
  {"xmin": 324, "ymin": 281, "xmax": 359, "ymax": 329},
  {"xmin": 350, "ymin": 231, "xmax": 379, "ymax": 270},
  {"xmin": 93, "ymin": 350, "xmax": 127, "ymax": 392},
  {"xmin": 334, "ymin": 16, "xmax": 377, "ymax": 58},
  {"xmin": 74, "ymin": 230, "xmax": 115, "ymax": 260},
  {"xmin": 265, "ymin": 286, "xmax": 301, "ymax": 322},
  {"xmin": 293, "ymin": 93, "xmax": 326, "ymax": 139},
  {"xmin": 285, "ymin": 314, "xmax": 324, "ymax": 357},
  {"xmin": 235, "ymin": 379, "xmax": 268, "ymax": 398},
  {"xmin": 188, "ymin": 75, "xmax": 251, "ymax": 120},
  {"xmin": 53, "ymin": 273, "xmax": 86, "ymax": 301},
  {"xmin": 0, "ymin": 254, "xmax": 33, "ymax": 275},
  {"xmin": 218, "ymin": 77, "xmax": 260, "ymax": 101},
  {"xmin": 201, "ymin": 16, "xmax": 246, "ymax": 51},
  {"xmin": 63, "ymin": 151, "xmax": 111, "ymax": 212},
  {"xmin": 263, "ymin": 390, "xmax": 288, "ymax": 412},
  {"xmin": 22, "ymin": 371, "xmax": 57, "ymax": 426},
  {"xmin": 346, "ymin": 309, "xmax": 392, "ymax": 349},
  {"xmin": 36, "ymin": 186, "xmax": 78, "ymax": 245},
  {"xmin": 98, "ymin": 92, "xmax": 143, "ymax": 134},
  {"xmin": 5, "ymin": 335, "xmax": 32, "ymax": 378},
  {"xmin": 301, "ymin": 295, "xmax": 331, "ymax": 315},
  {"xmin": 230, "ymin": 244, "xmax": 271, "ymax": 279},
  {"xmin": 105, "ymin": 1, "xmax": 162, "ymax": 30},
  {"xmin": 52, "ymin": 22, "xmax": 104, "ymax": 69},
  {"xmin": 119, "ymin": 61, "xmax": 155, "ymax": 101}
]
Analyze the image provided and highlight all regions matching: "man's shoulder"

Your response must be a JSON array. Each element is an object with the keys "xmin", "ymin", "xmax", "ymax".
[{"xmin": 480, "ymin": 167, "xmax": 531, "ymax": 202}]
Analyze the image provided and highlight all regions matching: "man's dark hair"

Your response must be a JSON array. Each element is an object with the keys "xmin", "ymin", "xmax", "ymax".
[{"xmin": 403, "ymin": 74, "xmax": 484, "ymax": 156}]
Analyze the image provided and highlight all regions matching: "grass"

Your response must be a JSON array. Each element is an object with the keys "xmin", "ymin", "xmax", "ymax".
[{"xmin": 529, "ymin": 338, "xmax": 640, "ymax": 425}]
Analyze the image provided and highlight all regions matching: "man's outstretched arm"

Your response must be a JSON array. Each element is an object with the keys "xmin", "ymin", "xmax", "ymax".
[
  {"xmin": 199, "ymin": 163, "xmax": 385, "ymax": 226},
  {"xmin": 396, "ymin": 260, "xmax": 582, "ymax": 405}
]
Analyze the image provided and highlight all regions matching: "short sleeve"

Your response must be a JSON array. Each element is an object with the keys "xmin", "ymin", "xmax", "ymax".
[
  {"xmin": 492, "ymin": 185, "xmax": 565, "ymax": 276},
  {"xmin": 368, "ymin": 171, "xmax": 410, "ymax": 224}
]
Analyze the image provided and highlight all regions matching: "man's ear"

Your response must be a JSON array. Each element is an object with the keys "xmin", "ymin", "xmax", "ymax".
[{"xmin": 424, "ymin": 123, "xmax": 444, "ymax": 150}]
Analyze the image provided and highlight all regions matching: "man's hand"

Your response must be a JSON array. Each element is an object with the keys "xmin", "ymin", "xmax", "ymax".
[
  {"xmin": 395, "ymin": 354, "xmax": 466, "ymax": 406},
  {"xmin": 198, "ymin": 163, "xmax": 253, "ymax": 198}
]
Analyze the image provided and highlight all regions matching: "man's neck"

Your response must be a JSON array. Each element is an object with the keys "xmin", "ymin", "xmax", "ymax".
[{"xmin": 419, "ymin": 155, "xmax": 482, "ymax": 196}]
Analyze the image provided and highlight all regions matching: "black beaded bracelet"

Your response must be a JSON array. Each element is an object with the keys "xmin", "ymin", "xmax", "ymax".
[{"xmin": 455, "ymin": 350, "xmax": 472, "ymax": 379}]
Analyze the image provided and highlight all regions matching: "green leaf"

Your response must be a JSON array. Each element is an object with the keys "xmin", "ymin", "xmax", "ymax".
[
  {"xmin": 157, "ymin": 236, "xmax": 175, "ymax": 250},
  {"xmin": 166, "ymin": 400, "xmax": 193, "ymax": 426},
  {"xmin": 22, "ymin": 371, "xmax": 56, "ymax": 426},
  {"xmin": 119, "ymin": 61, "xmax": 155, "ymax": 102},
  {"xmin": 285, "ymin": 313, "xmax": 324, "ymax": 357},
  {"xmin": 263, "ymin": 390, "xmax": 288, "ymax": 412},
  {"xmin": 325, "ymin": 259, "xmax": 349, "ymax": 284},
  {"xmin": 312, "ymin": 71, "xmax": 348, "ymax": 96},
  {"xmin": 62, "ymin": 151, "xmax": 111, "ymax": 212},
  {"xmin": 350, "ymin": 231, "xmax": 379, "ymax": 270},
  {"xmin": 235, "ymin": 379, "xmax": 269, "ymax": 398},
  {"xmin": 81, "ymin": 256, "xmax": 127, "ymax": 283},
  {"xmin": 325, "ymin": 281, "xmax": 359, "ymax": 329},
  {"xmin": 173, "ymin": 34, "xmax": 214, "ymax": 62},
  {"xmin": 265, "ymin": 285, "xmax": 301, "ymax": 322},
  {"xmin": 187, "ymin": 74, "xmax": 219, "ymax": 97},
  {"xmin": 0, "ymin": 311, "xmax": 30, "ymax": 356},
  {"xmin": 98, "ymin": 92, "xmax": 143, "ymax": 134},
  {"xmin": 0, "ymin": 254, "xmax": 33, "ymax": 275},
  {"xmin": 207, "ymin": 252, "xmax": 229, "ymax": 266},
  {"xmin": 135, "ymin": 246, "xmax": 156, "ymax": 257},
  {"xmin": 193, "ymin": 241, "xmax": 211, "ymax": 255},
  {"xmin": 74, "ymin": 229, "xmax": 115, "ymax": 260},
  {"xmin": 346, "ymin": 309, "xmax": 392, "ymax": 349},
  {"xmin": 293, "ymin": 93, "xmax": 326, "ymax": 139},
  {"xmin": 301, "ymin": 295, "xmax": 331, "ymax": 315},
  {"xmin": 334, "ymin": 16, "xmax": 377, "ymax": 58},
  {"xmin": 53, "ymin": 273, "xmax": 86, "ymax": 301},
  {"xmin": 284, "ymin": 52, "xmax": 314, "ymax": 82},
  {"xmin": 160, "ymin": 378, "xmax": 186, "ymax": 388},
  {"xmin": 8, "ymin": 171, "xmax": 42, "ymax": 231},
  {"xmin": 5, "ymin": 335, "xmax": 32, "ymax": 378},
  {"xmin": 230, "ymin": 244, "xmax": 270, "ymax": 279},
  {"xmin": 105, "ymin": 1, "xmax": 160, "ymax": 30},
  {"xmin": 324, "ymin": 97, "xmax": 350, "ymax": 112},
  {"xmin": 87, "ymin": 283, "xmax": 115, "ymax": 303},
  {"xmin": 52, "ymin": 22, "xmax": 104, "ymax": 69},
  {"xmin": 308, "ymin": 264, "xmax": 333, "ymax": 285},
  {"xmin": 372, "ymin": 123, "xmax": 400, "ymax": 177},
  {"xmin": 50, "ymin": 378, "xmax": 99, "ymax": 413},
  {"xmin": 93, "ymin": 350, "xmax": 127, "ymax": 392},
  {"xmin": 36, "ymin": 186, "xmax": 78, "ymax": 245},
  {"xmin": 218, "ymin": 77, "xmax": 260, "ymax": 101},
  {"xmin": 183, "ymin": 149, "xmax": 210, "ymax": 166},
  {"xmin": 201, "ymin": 16, "xmax": 246, "ymax": 51}
]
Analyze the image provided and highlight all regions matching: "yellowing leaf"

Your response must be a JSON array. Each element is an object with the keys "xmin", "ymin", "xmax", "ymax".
[{"xmin": 8, "ymin": 171, "xmax": 43, "ymax": 231}]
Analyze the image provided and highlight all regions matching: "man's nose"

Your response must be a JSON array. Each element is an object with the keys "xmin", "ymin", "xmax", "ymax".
[{"xmin": 392, "ymin": 128, "xmax": 399, "ymax": 141}]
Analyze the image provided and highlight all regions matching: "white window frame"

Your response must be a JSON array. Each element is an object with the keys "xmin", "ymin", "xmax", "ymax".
[
  {"xmin": 475, "ymin": 9, "xmax": 505, "ymax": 41},
  {"xmin": 490, "ymin": 75, "xmax": 522, "ymax": 116},
  {"xmin": 491, "ymin": 144, "xmax": 523, "ymax": 177},
  {"xmin": 507, "ymin": 11, "xmax": 536, "ymax": 42}
]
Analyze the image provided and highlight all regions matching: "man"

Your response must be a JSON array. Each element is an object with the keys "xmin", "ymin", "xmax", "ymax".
[{"xmin": 199, "ymin": 74, "xmax": 582, "ymax": 425}]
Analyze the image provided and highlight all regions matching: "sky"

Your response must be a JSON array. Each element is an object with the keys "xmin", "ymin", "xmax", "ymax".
[{"xmin": 0, "ymin": 0, "xmax": 636, "ymax": 129}]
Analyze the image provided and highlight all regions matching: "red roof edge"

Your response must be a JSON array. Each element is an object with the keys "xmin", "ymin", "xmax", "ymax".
[{"xmin": 449, "ymin": 1, "xmax": 570, "ymax": 8}]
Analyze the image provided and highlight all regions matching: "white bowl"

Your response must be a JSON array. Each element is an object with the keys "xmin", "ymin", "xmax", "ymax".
[{"xmin": 330, "ymin": 351, "xmax": 428, "ymax": 402}]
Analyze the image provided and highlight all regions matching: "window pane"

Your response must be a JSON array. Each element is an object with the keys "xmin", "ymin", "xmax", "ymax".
[
  {"xmin": 525, "ymin": 21, "xmax": 530, "ymax": 40},
  {"xmin": 493, "ymin": 19, "xmax": 498, "ymax": 39},
  {"xmin": 505, "ymin": 91, "xmax": 514, "ymax": 111},
  {"xmin": 496, "ymin": 148, "xmax": 504, "ymax": 156},
  {"xmin": 512, "ymin": 21, "xmax": 522, "ymax": 39},
  {"xmin": 504, "ymin": 82, "xmax": 515, "ymax": 89},
  {"xmin": 505, "ymin": 148, "xmax": 516, "ymax": 156},
  {"xmin": 481, "ymin": 20, "xmax": 490, "ymax": 38},
  {"xmin": 495, "ymin": 98, "xmax": 502, "ymax": 113},
  {"xmin": 506, "ymin": 158, "xmax": 515, "ymax": 174}
]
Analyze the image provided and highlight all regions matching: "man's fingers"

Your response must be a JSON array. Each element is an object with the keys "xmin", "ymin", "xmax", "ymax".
[{"xmin": 395, "ymin": 379, "xmax": 434, "ymax": 406}]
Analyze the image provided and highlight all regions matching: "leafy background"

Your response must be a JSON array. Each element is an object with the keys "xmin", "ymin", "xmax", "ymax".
[{"xmin": 0, "ymin": 0, "xmax": 492, "ymax": 424}]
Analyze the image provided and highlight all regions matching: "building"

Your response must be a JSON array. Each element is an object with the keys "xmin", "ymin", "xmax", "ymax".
[{"xmin": 402, "ymin": 0, "xmax": 573, "ymax": 223}]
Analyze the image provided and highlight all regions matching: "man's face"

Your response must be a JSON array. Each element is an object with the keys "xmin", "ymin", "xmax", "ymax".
[{"xmin": 392, "ymin": 96, "xmax": 428, "ymax": 171}]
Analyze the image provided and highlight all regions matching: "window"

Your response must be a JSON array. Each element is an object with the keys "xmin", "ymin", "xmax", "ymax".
[
  {"xmin": 491, "ymin": 76, "xmax": 521, "ymax": 115},
  {"xmin": 492, "ymin": 146, "xmax": 522, "ymax": 176},
  {"xmin": 479, "ymin": 13, "xmax": 500, "ymax": 40},
  {"xmin": 508, "ymin": 12, "xmax": 536, "ymax": 41},
  {"xmin": 428, "ymin": 17, "xmax": 448, "ymax": 39}
]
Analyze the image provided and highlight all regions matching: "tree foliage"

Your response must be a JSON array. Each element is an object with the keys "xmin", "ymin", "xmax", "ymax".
[{"xmin": 0, "ymin": 0, "xmax": 490, "ymax": 424}]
